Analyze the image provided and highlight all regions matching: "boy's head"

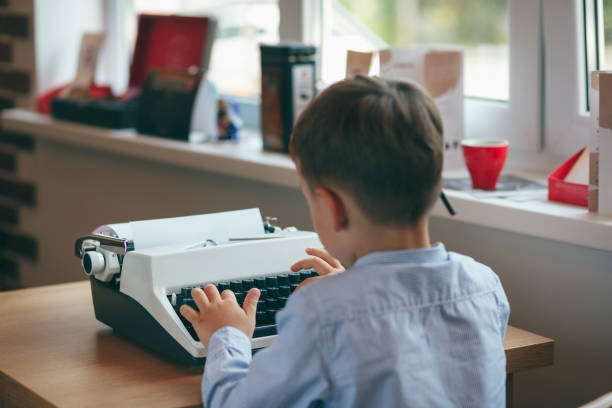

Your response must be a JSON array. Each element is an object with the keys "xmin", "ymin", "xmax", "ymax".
[{"xmin": 290, "ymin": 75, "xmax": 444, "ymax": 228}]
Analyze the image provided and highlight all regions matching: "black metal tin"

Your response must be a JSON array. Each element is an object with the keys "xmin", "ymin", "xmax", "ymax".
[{"xmin": 260, "ymin": 43, "xmax": 316, "ymax": 153}]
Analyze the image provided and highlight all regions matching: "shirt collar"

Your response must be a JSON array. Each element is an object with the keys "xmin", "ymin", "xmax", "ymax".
[{"xmin": 353, "ymin": 242, "xmax": 448, "ymax": 268}]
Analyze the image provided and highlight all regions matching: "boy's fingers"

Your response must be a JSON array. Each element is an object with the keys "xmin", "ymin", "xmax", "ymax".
[
  {"xmin": 242, "ymin": 288, "xmax": 260, "ymax": 320},
  {"xmin": 191, "ymin": 287, "xmax": 209, "ymax": 309},
  {"xmin": 290, "ymin": 259, "xmax": 306, "ymax": 272},
  {"xmin": 292, "ymin": 257, "xmax": 334, "ymax": 276},
  {"xmin": 221, "ymin": 289, "xmax": 236, "ymax": 302},
  {"xmin": 179, "ymin": 305, "xmax": 198, "ymax": 323},
  {"xmin": 305, "ymin": 247, "xmax": 343, "ymax": 268},
  {"xmin": 204, "ymin": 284, "xmax": 221, "ymax": 302},
  {"xmin": 290, "ymin": 257, "xmax": 321, "ymax": 273}
]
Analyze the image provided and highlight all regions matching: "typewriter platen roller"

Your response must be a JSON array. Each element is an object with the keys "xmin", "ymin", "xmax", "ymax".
[{"xmin": 75, "ymin": 209, "xmax": 321, "ymax": 365}]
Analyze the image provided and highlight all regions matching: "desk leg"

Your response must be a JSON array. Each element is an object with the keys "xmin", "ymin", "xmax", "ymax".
[{"xmin": 506, "ymin": 373, "xmax": 513, "ymax": 408}]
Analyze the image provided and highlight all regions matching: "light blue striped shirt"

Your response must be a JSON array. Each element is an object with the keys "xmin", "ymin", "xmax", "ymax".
[{"xmin": 202, "ymin": 243, "xmax": 510, "ymax": 407}]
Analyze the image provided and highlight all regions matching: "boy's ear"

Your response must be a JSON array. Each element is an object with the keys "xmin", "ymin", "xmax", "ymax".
[{"xmin": 314, "ymin": 186, "xmax": 348, "ymax": 231}]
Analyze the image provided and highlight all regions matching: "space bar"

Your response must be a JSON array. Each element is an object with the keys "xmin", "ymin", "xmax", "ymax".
[{"xmin": 253, "ymin": 324, "xmax": 277, "ymax": 338}]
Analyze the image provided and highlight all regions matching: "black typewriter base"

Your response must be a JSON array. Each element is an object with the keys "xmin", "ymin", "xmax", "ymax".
[{"xmin": 90, "ymin": 277, "xmax": 205, "ymax": 366}]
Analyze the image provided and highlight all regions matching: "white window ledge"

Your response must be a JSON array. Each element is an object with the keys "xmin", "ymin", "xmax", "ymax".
[
  {"xmin": 2, "ymin": 109, "xmax": 299, "ymax": 188},
  {"xmin": 431, "ymin": 185, "xmax": 612, "ymax": 253},
  {"xmin": 3, "ymin": 109, "xmax": 612, "ymax": 253}
]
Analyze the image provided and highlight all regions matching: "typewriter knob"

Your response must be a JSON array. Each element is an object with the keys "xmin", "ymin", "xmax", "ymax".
[{"xmin": 82, "ymin": 251, "xmax": 105, "ymax": 276}]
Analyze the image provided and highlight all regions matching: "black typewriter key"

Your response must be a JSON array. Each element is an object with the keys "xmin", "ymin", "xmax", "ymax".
[
  {"xmin": 265, "ymin": 276, "xmax": 278, "ymax": 287},
  {"xmin": 277, "ymin": 274, "xmax": 289, "ymax": 285},
  {"xmin": 254, "ymin": 277, "xmax": 267, "ymax": 289},
  {"xmin": 230, "ymin": 280, "xmax": 243, "ymax": 292},
  {"xmin": 243, "ymin": 279, "xmax": 255, "ymax": 290},
  {"xmin": 218, "ymin": 282, "xmax": 231, "ymax": 292},
  {"xmin": 309, "ymin": 270, "xmax": 318, "ymax": 278},
  {"xmin": 235, "ymin": 292, "xmax": 245, "ymax": 304},
  {"xmin": 265, "ymin": 298, "xmax": 279, "ymax": 309},
  {"xmin": 279, "ymin": 285, "xmax": 292, "ymax": 296},
  {"xmin": 256, "ymin": 310, "xmax": 268, "ymax": 325},
  {"xmin": 257, "ymin": 299, "xmax": 268, "ymax": 311},
  {"xmin": 258, "ymin": 288, "xmax": 268, "ymax": 299},
  {"xmin": 183, "ymin": 298, "xmax": 198, "ymax": 311},
  {"xmin": 290, "ymin": 283, "xmax": 299, "ymax": 292},
  {"xmin": 300, "ymin": 270, "xmax": 311, "ymax": 281},
  {"xmin": 289, "ymin": 272, "xmax": 301, "ymax": 284},
  {"xmin": 186, "ymin": 299, "xmax": 197, "ymax": 310},
  {"xmin": 181, "ymin": 287, "xmax": 192, "ymax": 297},
  {"xmin": 267, "ymin": 287, "xmax": 279, "ymax": 298},
  {"xmin": 278, "ymin": 296, "xmax": 289, "ymax": 307}
]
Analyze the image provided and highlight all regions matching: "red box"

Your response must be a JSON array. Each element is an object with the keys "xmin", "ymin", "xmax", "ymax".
[
  {"xmin": 548, "ymin": 147, "xmax": 588, "ymax": 207},
  {"xmin": 48, "ymin": 14, "xmax": 216, "ymax": 128},
  {"xmin": 129, "ymin": 14, "xmax": 216, "ymax": 90}
]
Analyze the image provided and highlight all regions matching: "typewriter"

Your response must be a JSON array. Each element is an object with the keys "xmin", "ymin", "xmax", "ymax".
[{"xmin": 75, "ymin": 209, "xmax": 321, "ymax": 365}]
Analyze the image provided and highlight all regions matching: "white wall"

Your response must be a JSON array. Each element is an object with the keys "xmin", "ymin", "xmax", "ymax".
[{"xmin": 34, "ymin": 0, "xmax": 103, "ymax": 94}]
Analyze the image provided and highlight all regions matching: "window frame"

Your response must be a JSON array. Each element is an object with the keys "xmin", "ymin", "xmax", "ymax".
[{"xmin": 536, "ymin": 0, "xmax": 590, "ymax": 165}]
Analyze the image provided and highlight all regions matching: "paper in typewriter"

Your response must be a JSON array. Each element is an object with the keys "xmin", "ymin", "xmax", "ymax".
[{"xmin": 94, "ymin": 208, "xmax": 265, "ymax": 249}]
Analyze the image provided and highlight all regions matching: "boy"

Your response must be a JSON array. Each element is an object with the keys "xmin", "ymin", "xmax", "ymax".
[{"xmin": 180, "ymin": 75, "xmax": 510, "ymax": 407}]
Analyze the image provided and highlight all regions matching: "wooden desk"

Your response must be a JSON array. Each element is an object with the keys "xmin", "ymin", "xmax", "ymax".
[{"xmin": 0, "ymin": 282, "xmax": 554, "ymax": 407}]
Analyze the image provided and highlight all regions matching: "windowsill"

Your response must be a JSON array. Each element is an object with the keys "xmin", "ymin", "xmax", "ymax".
[
  {"xmin": 431, "ymin": 178, "xmax": 612, "ymax": 253},
  {"xmin": 2, "ymin": 109, "xmax": 300, "ymax": 188},
  {"xmin": 3, "ymin": 108, "xmax": 612, "ymax": 253}
]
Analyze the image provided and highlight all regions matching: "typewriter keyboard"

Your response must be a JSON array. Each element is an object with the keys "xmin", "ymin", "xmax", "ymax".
[{"xmin": 167, "ymin": 270, "xmax": 318, "ymax": 342}]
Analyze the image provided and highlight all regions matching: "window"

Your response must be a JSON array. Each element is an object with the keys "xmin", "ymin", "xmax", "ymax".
[
  {"xmin": 584, "ymin": 0, "xmax": 612, "ymax": 91},
  {"xmin": 537, "ymin": 0, "xmax": 592, "ymax": 166},
  {"xmin": 327, "ymin": 0, "xmax": 509, "ymax": 101},
  {"xmin": 291, "ymin": 0, "xmax": 541, "ymax": 161},
  {"xmin": 600, "ymin": 0, "xmax": 612, "ymax": 68}
]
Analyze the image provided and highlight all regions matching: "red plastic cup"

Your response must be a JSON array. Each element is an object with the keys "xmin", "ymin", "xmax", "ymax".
[{"xmin": 461, "ymin": 139, "xmax": 509, "ymax": 190}]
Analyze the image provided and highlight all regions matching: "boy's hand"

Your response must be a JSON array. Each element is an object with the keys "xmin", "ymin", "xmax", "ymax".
[
  {"xmin": 291, "ymin": 247, "xmax": 345, "ymax": 292},
  {"xmin": 180, "ymin": 284, "xmax": 260, "ymax": 348}
]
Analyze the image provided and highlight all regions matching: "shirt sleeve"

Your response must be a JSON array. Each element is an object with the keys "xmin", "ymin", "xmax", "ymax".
[{"xmin": 202, "ymin": 291, "xmax": 329, "ymax": 408}]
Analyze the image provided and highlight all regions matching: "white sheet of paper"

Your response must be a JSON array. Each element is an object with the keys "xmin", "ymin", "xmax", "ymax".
[{"xmin": 94, "ymin": 208, "xmax": 264, "ymax": 249}]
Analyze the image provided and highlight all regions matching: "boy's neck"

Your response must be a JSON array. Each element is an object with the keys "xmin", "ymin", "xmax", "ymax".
[{"xmin": 348, "ymin": 217, "xmax": 432, "ymax": 265}]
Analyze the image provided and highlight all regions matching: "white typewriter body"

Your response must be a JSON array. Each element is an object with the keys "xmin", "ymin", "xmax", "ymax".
[
  {"xmin": 75, "ymin": 209, "xmax": 321, "ymax": 364},
  {"xmin": 120, "ymin": 231, "xmax": 321, "ymax": 358}
]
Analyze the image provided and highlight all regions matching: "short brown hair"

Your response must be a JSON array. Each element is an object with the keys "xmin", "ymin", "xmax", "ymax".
[{"xmin": 290, "ymin": 75, "xmax": 443, "ymax": 225}]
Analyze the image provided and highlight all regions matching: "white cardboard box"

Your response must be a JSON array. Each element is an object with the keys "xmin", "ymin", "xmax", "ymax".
[
  {"xmin": 379, "ymin": 47, "xmax": 464, "ymax": 169},
  {"xmin": 591, "ymin": 71, "xmax": 612, "ymax": 216}
]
